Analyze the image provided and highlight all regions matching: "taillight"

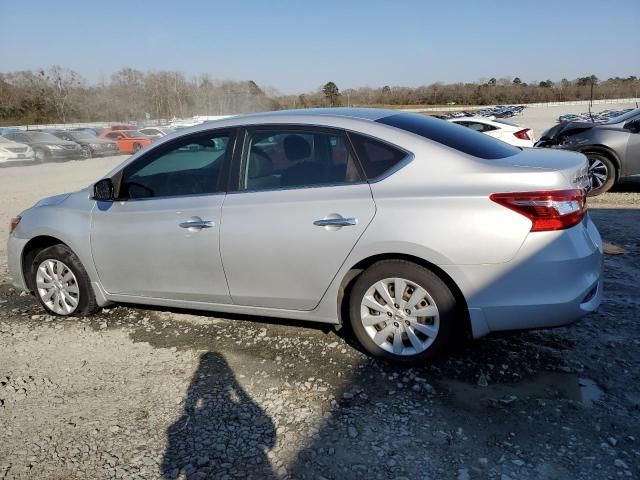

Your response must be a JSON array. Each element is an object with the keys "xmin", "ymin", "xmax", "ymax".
[
  {"xmin": 490, "ymin": 189, "xmax": 586, "ymax": 232},
  {"xmin": 513, "ymin": 129, "xmax": 531, "ymax": 140},
  {"xmin": 10, "ymin": 216, "xmax": 21, "ymax": 233}
]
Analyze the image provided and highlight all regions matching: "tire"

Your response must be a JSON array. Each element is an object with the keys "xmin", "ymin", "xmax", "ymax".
[
  {"xmin": 81, "ymin": 145, "xmax": 92, "ymax": 159},
  {"xmin": 133, "ymin": 143, "xmax": 142, "ymax": 153},
  {"xmin": 34, "ymin": 148, "xmax": 48, "ymax": 163},
  {"xmin": 348, "ymin": 260, "xmax": 457, "ymax": 365},
  {"xmin": 585, "ymin": 152, "xmax": 616, "ymax": 196},
  {"xmin": 31, "ymin": 245, "xmax": 99, "ymax": 317}
]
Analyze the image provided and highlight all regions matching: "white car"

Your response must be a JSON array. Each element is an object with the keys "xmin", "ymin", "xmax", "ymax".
[
  {"xmin": 138, "ymin": 127, "xmax": 175, "ymax": 139},
  {"xmin": 449, "ymin": 117, "xmax": 535, "ymax": 147},
  {"xmin": 0, "ymin": 136, "xmax": 35, "ymax": 164}
]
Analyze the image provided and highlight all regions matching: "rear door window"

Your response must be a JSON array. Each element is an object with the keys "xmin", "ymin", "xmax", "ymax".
[{"xmin": 238, "ymin": 128, "xmax": 362, "ymax": 191}]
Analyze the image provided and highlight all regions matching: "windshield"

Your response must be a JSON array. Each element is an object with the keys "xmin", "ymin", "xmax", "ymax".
[
  {"xmin": 124, "ymin": 131, "xmax": 146, "ymax": 138},
  {"xmin": 25, "ymin": 132, "xmax": 60, "ymax": 142},
  {"xmin": 604, "ymin": 108, "xmax": 640, "ymax": 124},
  {"xmin": 69, "ymin": 131, "xmax": 94, "ymax": 140},
  {"xmin": 0, "ymin": 136, "xmax": 13, "ymax": 143}
]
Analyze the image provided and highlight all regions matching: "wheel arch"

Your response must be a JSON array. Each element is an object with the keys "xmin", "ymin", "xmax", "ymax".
[
  {"xmin": 578, "ymin": 145, "xmax": 621, "ymax": 180},
  {"xmin": 21, "ymin": 235, "xmax": 70, "ymax": 292},
  {"xmin": 336, "ymin": 253, "xmax": 472, "ymax": 337}
]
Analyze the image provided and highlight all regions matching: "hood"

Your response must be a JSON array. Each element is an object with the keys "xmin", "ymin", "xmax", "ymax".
[
  {"xmin": 75, "ymin": 137, "xmax": 114, "ymax": 145},
  {"xmin": 538, "ymin": 121, "xmax": 595, "ymax": 144},
  {"xmin": 33, "ymin": 192, "xmax": 72, "ymax": 208},
  {"xmin": 29, "ymin": 139, "xmax": 79, "ymax": 147}
]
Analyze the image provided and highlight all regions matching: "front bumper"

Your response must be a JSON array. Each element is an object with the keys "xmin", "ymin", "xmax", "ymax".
[
  {"xmin": 7, "ymin": 234, "xmax": 29, "ymax": 292},
  {"xmin": 0, "ymin": 155, "xmax": 35, "ymax": 164},
  {"xmin": 48, "ymin": 149, "xmax": 83, "ymax": 160},
  {"xmin": 445, "ymin": 214, "xmax": 603, "ymax": 337}
]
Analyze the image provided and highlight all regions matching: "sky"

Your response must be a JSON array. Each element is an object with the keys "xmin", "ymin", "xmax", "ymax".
[{"xmin": 1, "ymin": 0, "xmax": 638, "ymax": 94}]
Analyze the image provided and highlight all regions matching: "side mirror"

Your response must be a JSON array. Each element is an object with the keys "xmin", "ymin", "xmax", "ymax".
[
  {"xmin": 624, "ymin": 120, "xmax": 640, "ymax": 133},
  {"xmin": 92, "ymin": 178, "xmax": 115, "ymax": 201}
]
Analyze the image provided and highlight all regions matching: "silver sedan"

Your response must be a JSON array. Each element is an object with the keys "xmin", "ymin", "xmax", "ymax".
[{"xmin": 7, "ymin": 109, "xmax": 603, "ymax": 364}]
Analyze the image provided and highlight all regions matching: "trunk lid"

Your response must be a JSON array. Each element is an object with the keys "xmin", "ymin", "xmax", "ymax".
[{"xmin": 495, "ymin": 148, "xmax": 589, "ymax": 190}]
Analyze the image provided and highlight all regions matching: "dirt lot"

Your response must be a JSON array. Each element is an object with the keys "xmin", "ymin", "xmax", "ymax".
[{"xmin": 1, "ymin": 156, "xmax": 640, "ymax": 479}]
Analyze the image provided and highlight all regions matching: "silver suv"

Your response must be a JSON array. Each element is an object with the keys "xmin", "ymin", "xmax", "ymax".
[{"xmin": 7, "ymin": 109, "xmax": 603, "ymax": 364}]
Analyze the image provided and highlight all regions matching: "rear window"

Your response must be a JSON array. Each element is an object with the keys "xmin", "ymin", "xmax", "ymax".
[{"xmin": 377, "ymin": 113, "xmax": 519, "ymax": 159}]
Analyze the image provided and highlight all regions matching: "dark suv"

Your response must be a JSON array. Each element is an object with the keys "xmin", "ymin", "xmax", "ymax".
[{"xmin": 536, "ymin": 108, "xmax": 640, "ymax": 195}]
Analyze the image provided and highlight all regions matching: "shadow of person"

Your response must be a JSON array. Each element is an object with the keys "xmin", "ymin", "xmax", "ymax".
[{"xmin": 161, "ymin": 352, "xmax": 277, "ymax": 480}]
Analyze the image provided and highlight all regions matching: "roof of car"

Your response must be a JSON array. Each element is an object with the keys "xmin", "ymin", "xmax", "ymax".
[{"xmin": 206, "ymin": 108, "xmax": 396, "ymax": 124}]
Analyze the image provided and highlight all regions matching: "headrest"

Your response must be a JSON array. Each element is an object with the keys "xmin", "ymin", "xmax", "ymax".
[
  {"xmin": 283, "ymin": 134, "xmax": 311, "ymax": 161},
  {"xmin": 248, "ymin": 149, "xmax": 273, "ymax": 178}
]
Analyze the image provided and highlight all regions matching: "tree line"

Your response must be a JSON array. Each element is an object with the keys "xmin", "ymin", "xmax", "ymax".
[{"xmin": 0, "ymin": 67, "xmax": 638, "ymax": 125}]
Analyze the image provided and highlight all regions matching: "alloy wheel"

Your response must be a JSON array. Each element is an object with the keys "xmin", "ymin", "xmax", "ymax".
[
  {"xmin": 36, "ymin": 259, "xmax": 80, "ymax": 315},
  {"xmin": 587, "ymin": 157, "xmax": 608, "ymax": 191},
  {"xmin": 360, "ymin": 277, "xmax": 440, "ymax": 356}
]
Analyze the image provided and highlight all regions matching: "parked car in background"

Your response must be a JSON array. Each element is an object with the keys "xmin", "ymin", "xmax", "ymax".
[
  {"xmin": 449, "ymin": 117, "xmax": 535, "ymax": 147},
  {"xmin": 3, "ymin": 131, "xmax": 83, "ymax": 162},
  {"xmin": 7, "ymin": 109, "xmax": 602, "ymax": 365},
  {"xmin": 106, "ymin": 125, "xmax": 136, "ymax": 132},
  {"xmin": 138, "ymin": 127, "xmax": 175, "ymax": 139},
  {"xmin": 72, "ymin": 127, "xmax": 109, "ymax": 137},
  {"xmin": 99, "ymin": 130, "xmax": 152, "ymax": 154},
  {"xmin": 536, "ymin": 108, "xmax": 640, "ymax": 195},
  {"xmin": 0, "ymin": 136, "xmax": 35, "ymax": 164},
  {"xmin": 0, "ymin": 128, "xmax": 21, "ymax": 137},
  {"xmin": 52, "ymin": 130, "xmax": 119, "ymax": 158}
]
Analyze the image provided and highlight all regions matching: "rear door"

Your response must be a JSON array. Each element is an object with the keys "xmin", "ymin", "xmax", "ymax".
[{"xmin": 220, "ymin": 125, "xmax": 376, "ymax": 310}]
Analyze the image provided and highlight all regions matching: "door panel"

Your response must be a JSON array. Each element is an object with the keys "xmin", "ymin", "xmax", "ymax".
[
  {"xmin": 91, "ymin": 195, "xmax": 230, "ymax": 303},
  {"xmin": 624, "ymin": 130, "xmax": 640, "ymax": 175},
  {"xmin": 221, "ymin": 184, "xmax": 375, "ymax": 310}
]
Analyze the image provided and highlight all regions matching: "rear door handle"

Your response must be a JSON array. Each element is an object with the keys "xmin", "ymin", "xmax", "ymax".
[
  {"xmin": 313, "ymin": 217, "xmax": 358, "ymax": 227},
  {"xmin": 179, "ymin": 219, "xmax": 214, "ymax": 230}
]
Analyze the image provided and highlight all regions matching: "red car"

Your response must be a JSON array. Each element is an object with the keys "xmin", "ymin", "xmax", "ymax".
[
  {"xmin": 107, "ymin": 124, "xmax": 136, "ymax": 131},
  {"xmin": 99, "ymin": 130, "xmax": 152, "ymax": 154}
]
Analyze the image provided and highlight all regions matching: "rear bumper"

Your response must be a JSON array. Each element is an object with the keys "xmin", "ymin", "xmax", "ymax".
[{"xmin": 445, "ymin": 214, "xmax": 603, "ymax": 337}]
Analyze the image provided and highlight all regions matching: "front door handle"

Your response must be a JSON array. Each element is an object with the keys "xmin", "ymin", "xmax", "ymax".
[
  {"xmin": 313, "ymin": 217, "xmax": 358, "ymax": 228},
  {"xmin": 179, "ymin": 219, "xmax": 214, "ymax": 230}
]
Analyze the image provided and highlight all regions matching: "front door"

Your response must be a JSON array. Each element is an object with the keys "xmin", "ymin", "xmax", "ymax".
[
  {"xmin": 91, "ymin": 129, "xmax": 235, "ymax": 303},
  {"xmin": 220, "ymin": 126, "xmax": 376, "ymax": 310}
]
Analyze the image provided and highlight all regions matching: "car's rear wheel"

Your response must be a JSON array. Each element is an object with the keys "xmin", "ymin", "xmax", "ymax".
[
  {"xmin": 32, "ymin": 245, "xmax": 99, "ymax": 317},
  {"xmin": 585, "ymin": 152, "xmax": 616, "ymax": 196},
  {"xmin": 348, "ymin": 260, "xmax": 456, "ymax": 365},
  {"xmin": 133, "ymin": 143, "xmax": 142, "ymax": 153}
]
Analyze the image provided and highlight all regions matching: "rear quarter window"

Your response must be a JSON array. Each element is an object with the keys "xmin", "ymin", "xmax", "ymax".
[
  {"xmin": 377, "ymin": 113, "xmax": 519, "ymax": 159},
  {"xmin": 349, "ymin": 134, "xmax": 408, "ymax": 179}
]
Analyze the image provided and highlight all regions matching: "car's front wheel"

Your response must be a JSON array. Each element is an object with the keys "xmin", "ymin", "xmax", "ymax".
[
  {"xmin": 585, "ymin": 152, "xmax": 616, "ymax": 196},
  {"xmin": 81, "ymin": 145, "xmax": 92, "ymax": 159},
  {"xmin": 34, "ymin": 148, "xmax": 48, "ymax": 163},
  {"xmin": 348, "ymin": 260, "xmax": 457, "ymax": 365},
  {"xmin": 32, "ymin": 245, "xmax": 99, "ymax": 317}
]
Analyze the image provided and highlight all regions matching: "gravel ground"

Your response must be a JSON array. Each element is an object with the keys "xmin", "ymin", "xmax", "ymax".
[{"xmin": 1, "ymin": 152, "xmax": 640, "ymax": 480}]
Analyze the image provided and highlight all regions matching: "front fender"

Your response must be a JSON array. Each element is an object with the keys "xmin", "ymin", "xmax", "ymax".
[{"xmin": 11, "ymin": 193, "xmax": 101, "ymax": 296}]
